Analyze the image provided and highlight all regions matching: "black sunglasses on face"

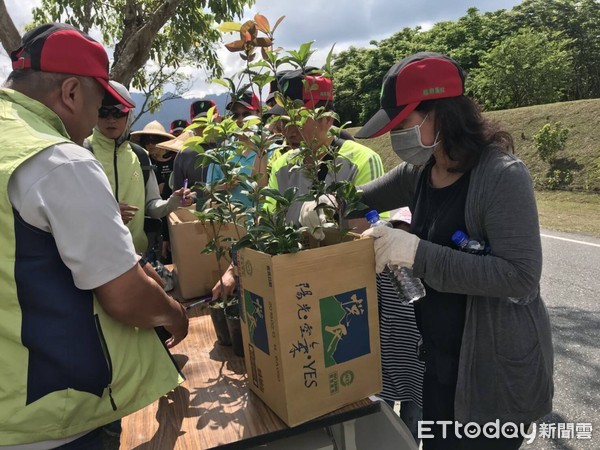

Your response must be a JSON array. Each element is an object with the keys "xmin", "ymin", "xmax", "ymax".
[{"xmin": 98, "ymin": 107, "xmax": 128, "ymax": 119}]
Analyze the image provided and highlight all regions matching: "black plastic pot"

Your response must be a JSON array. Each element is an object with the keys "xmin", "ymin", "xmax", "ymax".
[
  {"xmin": 225, "ymin": 300, "xmax": 244, "ymax": 357},
  {"xmin": 209, "ymin": 303, "xmax": 231, "ymax": 346}
]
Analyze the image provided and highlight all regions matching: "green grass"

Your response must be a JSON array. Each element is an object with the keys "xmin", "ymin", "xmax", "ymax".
[
  {"xmin": 535, "ymin": 191, "xmax": 600, "ymax": 237},
  {"xmin": 347, "ymin": 99, "xmax": 600, "ymax": 237}
]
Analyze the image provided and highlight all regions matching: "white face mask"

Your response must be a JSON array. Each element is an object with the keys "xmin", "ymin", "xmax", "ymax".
[{"xmin": 390, "ymin": 114, "xmax": 439, "ymax": 166}]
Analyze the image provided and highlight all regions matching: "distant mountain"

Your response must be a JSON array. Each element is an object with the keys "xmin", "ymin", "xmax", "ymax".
[{"xmin": 130, "ymin": 92, "xmax": 231, "ymax": 132}]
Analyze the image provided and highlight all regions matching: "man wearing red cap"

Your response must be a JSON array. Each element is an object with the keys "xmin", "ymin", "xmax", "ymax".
[
  {"xmin": 0, "ymin": 23, "xmax": 188, "ymax": 448},
  {"xmin": 170, "ymin": 119, "xmax": 189, "ymax": 137},
  {"xmin": 213, "ymin": 71, "xmax": 384, "ymax": 301},
  {"xmin": 190, "ymin": 98, "xmax": 219, "ymax": 121},
  {"xmin": 226, "ymin": 90, "xmax": 261, "ymax": 126},
  {"xmin": 268, "ymin": 69, "xmax": 384, "ymax": 231}
]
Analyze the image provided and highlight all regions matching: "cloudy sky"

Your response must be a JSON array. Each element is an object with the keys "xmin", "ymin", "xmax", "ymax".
[{"xmin": 1, "ymin": 0, "xmax": 523, "ymax": 96}]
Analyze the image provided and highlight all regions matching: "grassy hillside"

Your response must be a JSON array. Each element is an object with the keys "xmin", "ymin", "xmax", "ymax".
[
  {"xmin": 535, "ymin": 190, "xmax": 600, "ymax": 236},
  {"xmin": 350, "ymin": 98, "xmax": 600, "ymax": 192},
  {"xmin": 348, "ymin": 99, "xmax": 600, "ymax": 236}
]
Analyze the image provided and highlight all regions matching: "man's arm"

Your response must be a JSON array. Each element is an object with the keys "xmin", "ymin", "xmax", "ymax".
[
  {"xmin": 95, "ymin": 263, "xmax": 188, "ymax": 347},
  {"xmin": 9, "ymin": 144, "xmax": 189, "ymax": 347}
]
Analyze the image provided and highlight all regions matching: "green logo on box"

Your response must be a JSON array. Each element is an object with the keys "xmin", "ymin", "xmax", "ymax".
[
  {"xmin": 329, "ymin": 372, "xmax": 339, "ymax": 394},
  {"xmin": 340, "ymin": 370, "xmax": 354, "ymax": 387},
  {"xmin": 244, "ymin": 260, "xmax": 253, "ymax": 276}
]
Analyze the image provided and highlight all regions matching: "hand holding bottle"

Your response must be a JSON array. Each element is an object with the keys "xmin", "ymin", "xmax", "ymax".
[
  {"xmin": 361, "ymin": 225, "xmax": 420, "ymax": 273},
  {"xmin": 362, "ymin": 210, "xmax": 425, "ymax": 304}
]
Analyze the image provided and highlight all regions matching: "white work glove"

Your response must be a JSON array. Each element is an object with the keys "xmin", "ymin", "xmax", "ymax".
[
  {"xmin": 298, "ymin": 195, "xmax": 337, "ymax": 241},
  {"xmin": 361, "ymin": 226, "xmax": 420, "ymax": 273}
]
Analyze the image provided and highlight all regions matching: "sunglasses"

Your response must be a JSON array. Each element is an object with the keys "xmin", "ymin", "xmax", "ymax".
[{"xmin": 98, "ymin": 107, "xmax": 128, "ymax": 119}]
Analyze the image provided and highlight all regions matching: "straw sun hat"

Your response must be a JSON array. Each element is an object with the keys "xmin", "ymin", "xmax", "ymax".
[
  {"xmin": 155, "ymin": 131, "xmax": 195, "ymax": 153},
  {"xmin": 130, "ymin": 120, "xmax": 174, "ymax": 143}
]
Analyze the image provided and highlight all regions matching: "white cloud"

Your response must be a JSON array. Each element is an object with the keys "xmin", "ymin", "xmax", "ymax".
[{"xmin": 5, "ymin": 0, "xmax": 36, "ymax": 29}]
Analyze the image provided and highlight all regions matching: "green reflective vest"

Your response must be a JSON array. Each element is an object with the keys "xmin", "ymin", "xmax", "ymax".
[
  {"xmin": 0, "ymin": 88, "xmax": 181, "ymax": 445},
  {"xmin": 87, "ymin": 129, "xmax": 148, "ymax": 253}
]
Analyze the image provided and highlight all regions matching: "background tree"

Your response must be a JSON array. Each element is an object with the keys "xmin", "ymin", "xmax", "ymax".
[
  {"xmin": 469, "ymin": 28, "xmax": 573, "ymax": 110},
  {"xmin": 329, "ymin": 46, "xmax": 365, "ymax": 128},
  {"xmin": 331, "ymin": 0, "xmax": 599, "ymax": 126},
  {"xmin": 512, "ymin": 0, "xmax": 600, "ymax": 100},
  {"xmin": 534, "ymin": 122, "xmax": 570, "ymax": 163},
  {"xmin": 0, "ymin": 0, "xmax": 254, "ymax": 91},
  {"xmin": 130, "ymin": 64, "xmax": 191, "ymax": 127}
]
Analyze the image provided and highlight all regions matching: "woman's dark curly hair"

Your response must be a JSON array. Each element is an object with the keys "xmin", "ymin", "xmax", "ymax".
[{"xmin": 416, "ymin": 96, "xmax": 514, "ymax": 173}]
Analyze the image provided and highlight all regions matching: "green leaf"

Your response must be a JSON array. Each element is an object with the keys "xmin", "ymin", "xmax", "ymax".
[
  {"xmin": 298, "ymin": 41, "xmax": 315, "ymax": 59},
  {"xmin": 211, "ymin": 78, "xmax": 231, "ymax": 89},
  {"xmin": 323, "ymin": 43, "xmax": 336, "ymax": 74},
  {"xmin": 218, "ymin": 22, "xmax": 242, "ymax": 33}
]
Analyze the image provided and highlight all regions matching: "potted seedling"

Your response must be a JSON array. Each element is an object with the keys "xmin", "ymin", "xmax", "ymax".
[
  {"xmin": 193, "ymin": 14, "xmax": 382, "ymax": 426},
  {"xmin": 189, "ymin": 104, "xmax": 280, "ymax": 356}
]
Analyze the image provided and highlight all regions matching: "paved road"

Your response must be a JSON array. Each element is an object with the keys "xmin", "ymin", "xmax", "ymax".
[{"xmin": 526, "ymin": 230, "xmax": 600, "ymax": 449}]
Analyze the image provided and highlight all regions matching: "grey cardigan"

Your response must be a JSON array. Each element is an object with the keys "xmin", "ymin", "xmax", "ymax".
[{"xmin": 359, "ymin": 146, "xmax": 554, "ymax": 424}]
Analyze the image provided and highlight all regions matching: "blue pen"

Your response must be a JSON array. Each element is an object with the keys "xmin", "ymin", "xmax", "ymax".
[
  {"xmin": 184, "ymin": 294, "xmax": 213, "ymax": 310},
  {"xmin": 181, "ymin": 178, "xmax": 188, "ymax": 205}
]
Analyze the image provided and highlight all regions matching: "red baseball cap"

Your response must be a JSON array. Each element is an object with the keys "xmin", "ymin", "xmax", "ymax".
[
  {"xmin": 170, "ymin": 119, "xmax": 190, "ymax": 133},
  {"xmin": 265, "ymin": 68, "xmax": 334, "ymax": 116},
  {"xmin": 190, "ymin": 99, "xmax": 218, "ymax": 121},
  {"xmin": 355, "ymin": 52, "xmax": 465, "ymax": 139},
  {"xmin": 10, "ymin": 23, "xmax": 133, "ymax": 108},
  {"xmin": 226, "ymin": 90, "xmax": 261, "ymax": 112}
]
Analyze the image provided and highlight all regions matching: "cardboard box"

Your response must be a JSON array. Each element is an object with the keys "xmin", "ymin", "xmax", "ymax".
[
  {"xmin": 237, "ymin": 234, "xmax": 381, "ymax": 427},
  {"xmin": 168, "ymin": 208, "xmax": 243, "ymax": 299}
]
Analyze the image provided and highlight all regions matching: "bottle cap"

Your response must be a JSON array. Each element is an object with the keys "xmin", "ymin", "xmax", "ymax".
[
  {"xmin": 451, "ymin": 230, "xmax": 468, "ymax": 247},
  {"xmin": 365, "ymin": 210, "xmax": 380, "ymax": 223}
]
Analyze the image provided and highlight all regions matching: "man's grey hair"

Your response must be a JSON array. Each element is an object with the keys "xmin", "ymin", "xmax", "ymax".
[{"xmin": 3, "ymin": 69, "xmax": 97, "ymax": 101}]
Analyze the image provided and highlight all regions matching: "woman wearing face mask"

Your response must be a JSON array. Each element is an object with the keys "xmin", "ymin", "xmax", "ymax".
[{"xmin": 356, "ymin": 53, "xmax": 553, "ymax": 450}]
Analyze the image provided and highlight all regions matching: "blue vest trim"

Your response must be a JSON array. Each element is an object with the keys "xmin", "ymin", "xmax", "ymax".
[{"xmin": 13, "ymin": 210, "xmax": 110, "ymax": 404}]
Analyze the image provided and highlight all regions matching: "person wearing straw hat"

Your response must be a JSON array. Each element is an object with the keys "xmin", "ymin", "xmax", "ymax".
[
  {"xmin": 170, "ymin": 127, "xmax": 214, "ymax": 214},
  {"xmin": 87, "ymin": 94, "xmax": 192, "ymax": 255},
  {"xmin": 131, "ymin": 120, "xmax": 177, "ymax": 197},
  {"xmin": 1, "ymin": 23, "xmax": 188, "ymax": 448},
  {"xmin": 131, "ymin": 121, "xmax": 178, "ymax": 263},
  {"xmin": 159, "ymin": 130, "xmax": 206, "ymax": 207},
  {"xmin": 150, "ymin": 130, "xmax": 200, "ymax": 263}
]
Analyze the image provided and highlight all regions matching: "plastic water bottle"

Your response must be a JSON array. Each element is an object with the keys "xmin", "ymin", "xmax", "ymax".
[
  {"xmin": 365, "ymin": 210, "xmax": 426, "ymax": 304},
  {"xmin": 451, "ymin": 230, "xmax": 487, "ymax": 254},
  {"xmin": 451, "ymin": 230, "xmax": 532, "ymax": 305}
]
